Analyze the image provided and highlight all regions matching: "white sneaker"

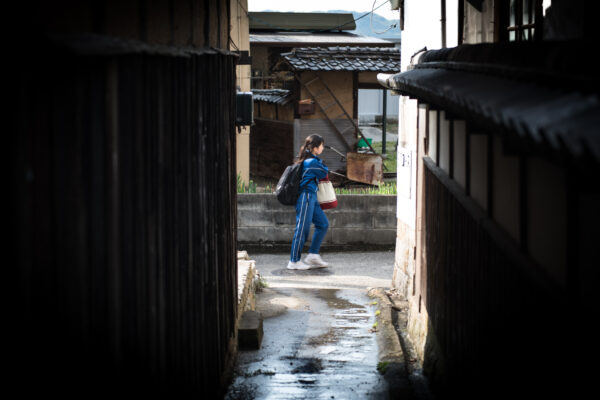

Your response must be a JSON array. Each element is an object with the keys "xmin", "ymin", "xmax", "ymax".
[
  {"xmin": 304, "ymin": 253, "xmax": 329, "ymax": 268},
  {"xmin": 287, "ymin": 260, "xmax": 311, "ymax": 270}
]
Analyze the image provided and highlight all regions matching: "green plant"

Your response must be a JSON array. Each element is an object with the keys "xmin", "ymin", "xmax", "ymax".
[
  {"xmin": 377, "ymin": 361, "xmax": 389, "ymax": 375},
  {"xmin": 237, "ymin": 173, "xmax": 258, "ymax": 193},
  {"xmin": 255, "ymin": 275, "xmax": 269, "ymax": 292},
  {"xmin": 237, "ymin": 173, "xmax": 243, "ymax": 193},
  {"xmin": 371, "ymin": 141, "xmax": 398, "ymax": 173}
]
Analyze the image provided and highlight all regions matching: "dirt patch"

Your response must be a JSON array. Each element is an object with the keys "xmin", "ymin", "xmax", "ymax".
[{"xmin": 255, "ymin": 287, "xmax": 307, "ymax": 318}]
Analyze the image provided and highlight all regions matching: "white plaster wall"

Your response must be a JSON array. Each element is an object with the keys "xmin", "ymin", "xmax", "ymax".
[
  {"xmin": 416, "ymin": 103, "xmax": 429, "ymax": 238},
  {"xmin": 401, "ymin": 0, "xmax": 459, "ymax": 71},
  {"xmin": 492, "ymin": 135, "xmax": 520, "ymax": 242},
  {"xmin": 397, "ymin": 96, "xmax": 418, "ymax": 227},
  {"xmin": 401, "ymin": 0, "xmax": 442, "ymax": 71},
  {"xmin": 394, "ymin": 95, "xmax": 418, "ymax": 301},
  {"xmin": 469, "ymin": 134, "xmax": 488, "ymax": 211},
  {"xmin": 453, "ymin": 120, "xmax": 467, "ymax": 189},
  {"xmin": 428, "ymin": 110, "xmax": 438, "ymax": 161},
  {"xmin": 445, "ymin": 0, "xmax": 460, "ymax": 48},
  {"xmin": 439, "ymin": 111, "xmax": 451, "ymax": 175}
]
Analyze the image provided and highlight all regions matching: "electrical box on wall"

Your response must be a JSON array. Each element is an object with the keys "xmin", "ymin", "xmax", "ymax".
[{"xmin": 236, "ymin": 91, "xmax": 253, "ymax": 126}]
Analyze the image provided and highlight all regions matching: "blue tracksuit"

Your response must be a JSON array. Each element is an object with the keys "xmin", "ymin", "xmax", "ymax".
[
  {"xmin": 299, "ymin": 156, "xmax": 328, "ymax": 193},
  {"xmin": 290, "ymin": 155, "xmax": 330, "ymax": 262}
]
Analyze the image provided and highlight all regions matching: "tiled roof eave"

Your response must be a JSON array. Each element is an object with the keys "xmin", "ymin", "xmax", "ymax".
[
  {"xmin": 282, "ymin": 46, "xmax": 400, "ymax": 73},
  {"xmin": 381, "ymin": 66, "xmax": 600, "ymax": 166}
]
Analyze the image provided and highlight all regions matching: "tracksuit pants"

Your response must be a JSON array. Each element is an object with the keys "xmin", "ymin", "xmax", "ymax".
[{"xmin": 290, "ymin": 190, "xmax": 329, "ymax": 262}]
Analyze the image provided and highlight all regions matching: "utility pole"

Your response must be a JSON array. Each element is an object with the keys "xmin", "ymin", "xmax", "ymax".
[{"xmin": 382, "ymin": 88, "xmax": 387, "ymax": 154}]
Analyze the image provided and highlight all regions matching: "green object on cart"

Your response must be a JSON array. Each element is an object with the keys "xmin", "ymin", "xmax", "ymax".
[{"xmin": 358, "ymin": 138, "xmax": 372, "ymax": 147}]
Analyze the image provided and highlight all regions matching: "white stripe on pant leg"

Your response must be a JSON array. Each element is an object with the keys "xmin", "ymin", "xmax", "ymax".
[
  {"xmin": 291, "ymin": 193, "xmax": 304, "ymax": 260},
  {"xmin": 292, "ymin": 192, "xmax": 305, "ymax": 260},
  {"xmin": 293, "ymin": 192, "xmax": 309, "ymax": 260}
]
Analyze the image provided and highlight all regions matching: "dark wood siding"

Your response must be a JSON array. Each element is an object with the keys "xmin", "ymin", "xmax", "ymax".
[
  {"xmin": 422, "ymin": 156, "xmax": 567, "ymax": 395},
  {"xmin": 250, "ymin": 118, "xmax": 295, "ymax": 179},
  {"xmin": 10, "ymin": 47, "xmax": 238, "ymax": 397}
]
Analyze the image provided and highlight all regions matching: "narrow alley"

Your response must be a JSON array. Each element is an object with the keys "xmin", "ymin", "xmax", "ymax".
[
  {"xmin": 10, "ymin": 1, "xmax": 598, "ymax": 398},
  {"xmin": 227, "ymin": 252, "xmax": 427, "ymax": 400}
]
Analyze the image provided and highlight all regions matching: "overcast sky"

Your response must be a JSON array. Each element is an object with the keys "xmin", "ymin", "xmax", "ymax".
[{"xmin": 248, "ymin": 0, "xmax": 400, "ymax": 21}]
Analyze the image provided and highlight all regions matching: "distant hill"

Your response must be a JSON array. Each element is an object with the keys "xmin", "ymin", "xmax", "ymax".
[{"xmin": 325, "ymin": 10, "xmax": 401, "ymax": 41}]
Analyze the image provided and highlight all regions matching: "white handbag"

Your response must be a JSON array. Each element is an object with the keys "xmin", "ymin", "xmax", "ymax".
[{"xmin": 317, "ymin": 176, "xmax": 337, "ymax": 210}]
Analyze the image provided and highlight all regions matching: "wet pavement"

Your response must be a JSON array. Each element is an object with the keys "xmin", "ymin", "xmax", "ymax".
[{"xmin": 226, "ymin": 252, "xmax": 396, "ymax": 400}]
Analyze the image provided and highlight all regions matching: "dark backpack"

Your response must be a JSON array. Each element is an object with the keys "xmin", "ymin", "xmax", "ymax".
[{"xmin": 275, "ymin": 162, "xmax": 304, "ymax": 206}]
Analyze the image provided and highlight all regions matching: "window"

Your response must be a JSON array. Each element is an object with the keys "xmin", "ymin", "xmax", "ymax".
[{"xmin": 506, "ymin": 0, "xmax": 544, "ymax": 41}]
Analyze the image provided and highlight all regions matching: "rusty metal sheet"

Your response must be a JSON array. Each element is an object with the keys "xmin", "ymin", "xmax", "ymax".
[{"xmin": 346, "ymin": 152, "xmax": 384, "ymax": 185}]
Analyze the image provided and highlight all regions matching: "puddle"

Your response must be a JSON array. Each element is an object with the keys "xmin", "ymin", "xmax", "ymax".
[{"xmin": 226, "ymin": 287, "xmax": 387, "ymax": 399}]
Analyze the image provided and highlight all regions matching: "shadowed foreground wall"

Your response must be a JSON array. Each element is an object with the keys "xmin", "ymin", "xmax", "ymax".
[
  {"xmin": 10, "ymin": 45, "xmax": 238, "ymax": 397},
  {"xmin": 419, "ymin": 158, "xmax": 568, "ymax": 397}
]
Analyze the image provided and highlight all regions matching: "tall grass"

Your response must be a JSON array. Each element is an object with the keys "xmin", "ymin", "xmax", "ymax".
[
  {"xmin": 370, "ymin": 141, "xmax": 397, "ymax": 173},
  {"xmin": 237, "ymin": 174, "xmax": 396, "ymax": 195},
  {"xmin": 334, "ymin": 181, "xmax": 396, "ymax": 195},
  {"xmin": 237, "ymin": 173, "xmax": 273, "ymax": 193}
]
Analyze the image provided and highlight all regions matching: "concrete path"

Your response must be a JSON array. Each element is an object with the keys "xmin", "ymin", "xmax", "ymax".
[
  {"xmin": 226, "ymin": 251, "xmax": 406, "ymax": 400},
  {"xmin": 358, "ymin": 126, "xmax": 398, "ymax": 144}
]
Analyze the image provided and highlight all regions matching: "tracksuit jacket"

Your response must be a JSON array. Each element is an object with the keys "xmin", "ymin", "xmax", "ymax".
[{"xmin": 299, "ymin": 155, "xmax": 329, "ymax": 193}]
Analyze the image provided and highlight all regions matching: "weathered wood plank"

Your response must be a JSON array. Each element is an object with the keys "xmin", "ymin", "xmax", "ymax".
[{"xmin": 346, "ymin": 152, "xmax": 384, "ymax": 185}]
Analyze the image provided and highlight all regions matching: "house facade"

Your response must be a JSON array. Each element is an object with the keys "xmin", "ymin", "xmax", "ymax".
[
  {"xmin": 248, "ymin": 12, "xmax": 399, "ymax": 180},
  {"xmin": 379, "ymin": 0, "xmax": 599, "ymax": 396}
]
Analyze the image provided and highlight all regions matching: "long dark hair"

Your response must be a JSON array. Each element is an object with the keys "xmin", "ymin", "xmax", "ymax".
[{"xmin": 295, "ymin": 134, "xmax": 325, "ymax": 164}]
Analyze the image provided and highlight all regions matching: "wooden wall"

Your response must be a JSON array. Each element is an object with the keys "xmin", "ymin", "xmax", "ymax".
[
  {"xmin": 405, "ymin": 99, "xmax": 597, "ymax": 396},
  {"xmin": 250, "ymin": 118, "xmax": 295, "ymax": 178},
  {"xmin": 299, "ymin": 71, "xmax": 355, "ymax": 121},
  {"xmin": 8, "ymin": 1, "xmax": 238, "ymax": 397},
  {"xmin": 21, "ymin": 0, "xmax": 229, "ymax": 49},
  {"xmin": 422, "ymin": 158, "xmax": 567, "ymax": 396},
  {"xmin": 255, "ymin": 102, "xmax": 294, "ymax": 121}
]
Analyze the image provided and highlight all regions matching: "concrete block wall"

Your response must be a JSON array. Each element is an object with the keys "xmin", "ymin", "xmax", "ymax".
[{"xmin": 237, "ymin": 193, "xmax": 396, "ymax": 247}]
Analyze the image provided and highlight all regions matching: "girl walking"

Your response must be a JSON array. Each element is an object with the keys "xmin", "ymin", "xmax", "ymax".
[{"xmin": 288, "ymin": 134, "xmax": 331, "ymax": 270}]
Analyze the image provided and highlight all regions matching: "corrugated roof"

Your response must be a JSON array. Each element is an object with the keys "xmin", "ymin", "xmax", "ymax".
[
  {"xmin": 378, "ymin": 65, "xmax": 600, "ymax": 165},
  {"xmin": 281, "ymin": 46, "xmax": 401, "ymax": 72},
  {"xmin": 250, "ymin": 32, "xmax": 394, "ymax": 46},
  {"xmin": 249, "ymin": 12, "xmax": 356, "ymax": 31},
  {"xmin": 251, "ymin": 89, "xmax": 293, "ymax": 105}
]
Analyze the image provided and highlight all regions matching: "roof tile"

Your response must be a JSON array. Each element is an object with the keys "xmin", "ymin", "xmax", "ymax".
[{"xmin": 282, "ymin": 46, "xmax": 400, "ymax": 72}]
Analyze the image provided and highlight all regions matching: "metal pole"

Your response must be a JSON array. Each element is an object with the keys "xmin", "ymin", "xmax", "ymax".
[
  {"xmin": 382, "ymin": 88, "xmax": 387, "ymax": 155},
  {"xmin": 441, "ymin": 0, "xmax": 447, "ymax": 48}
]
